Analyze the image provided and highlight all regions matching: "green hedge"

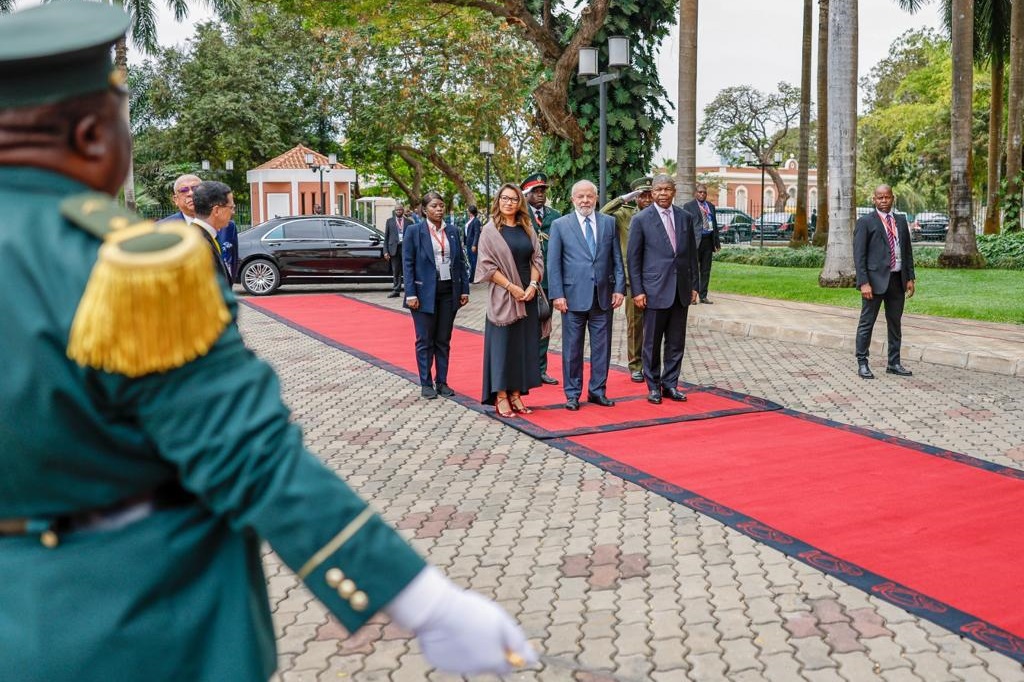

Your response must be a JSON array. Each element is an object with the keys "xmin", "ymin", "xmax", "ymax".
[{"xmin": 715, "ymin": 233, "xmax": 1024, "ymax": 270}]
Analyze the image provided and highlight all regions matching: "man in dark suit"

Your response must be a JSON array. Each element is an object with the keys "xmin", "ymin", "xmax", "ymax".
[
  {"xmin": 548, "ymin": 180, "xmax": 626, "ymax": 411},
  {"xmin": 853, "ymin": 184, "xmax": 916, "ymax": 379},
  {"xmin": 523, "ymin": 172, "xmax": 562, "ymax": 385},
  {"xmin": 682, "ymin": 183, "xmax": 721, "ymax": 304},
  {"xmin": 384, "ymin": 205, "xmax": 409, "ymax": 297},
  {"xmin": 190, "ymin": 181, "xmax": 235, "ymax": 282},
  {"xmin": 158, "ymin": 173, "xmax": 238, "ymax": 281},
  {"xmin": 627, "ymin": 174, "xmax": 699, "ymax": 404},
  {"xmin": 464, "ymin": 205, "xmax": 481, "ymax": 279}
]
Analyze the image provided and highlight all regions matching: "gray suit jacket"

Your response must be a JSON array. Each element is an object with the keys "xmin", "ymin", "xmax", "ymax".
[
  {"xmin": 384, "ymin": 215, "xmax": 410, "ymax": 257},
  {"xmin": 854, "ymin": 211, "xmax": 915, "ymax": 293},
  {"xmin": 547, "ymin": 211, "xmax": 624, "ymax": 312},
  {"xmin": 626, "ymin": 203, "xmax": 699, "ymax": 309}
]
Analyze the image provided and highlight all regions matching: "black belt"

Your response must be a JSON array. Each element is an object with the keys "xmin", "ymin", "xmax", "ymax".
[{"xmin": 0, "ymin": 481, "xmax": 194, "ymax": 547}]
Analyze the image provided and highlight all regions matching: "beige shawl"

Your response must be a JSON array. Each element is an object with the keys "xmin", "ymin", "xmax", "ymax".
[{"xmin": 474, "ymin": 220, "xmax": 550, "ymax": 337}]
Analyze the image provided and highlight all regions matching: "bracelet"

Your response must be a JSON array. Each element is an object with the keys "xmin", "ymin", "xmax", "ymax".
[
  {"xmin": 527, "ymin": 282, "xmax": 537, "ymax": 290},
  {"xmin": 504, "ymin": 282, "xmax": 512, "ymax": 291},
  {"xmin": 529, "ymin": 280, "xmax": 538, "ymax": 287}
]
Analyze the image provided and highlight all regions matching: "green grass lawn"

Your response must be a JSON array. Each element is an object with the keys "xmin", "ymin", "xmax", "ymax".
[{"xmin": 711, "ymin": 262, "xmax": 1024, "ymax": 324}]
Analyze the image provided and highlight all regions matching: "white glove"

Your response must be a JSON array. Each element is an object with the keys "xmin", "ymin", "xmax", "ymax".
[
  {"xmin": 386, "ymin": 567, "xmax": 538, "ymax": 675},
  {"xmin": 620, "ymin": 189, "xmax": 642, "ymax": 203}
]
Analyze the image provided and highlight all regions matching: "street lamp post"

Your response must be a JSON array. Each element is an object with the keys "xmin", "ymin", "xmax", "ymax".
[
  {"xmin": 479, "ymin": 139, "xmax": 494, "ymax": 210},
  {"xmin": 200, "ymin": 159, "xmax": 234, "ymax": 176},
  {"xmin": 578, "ymin": 36, "xmax": 631, "ymax": 208},
  {"xmin": 305, "ymin": 152, "xmax": 337, "ymax": 214},
  {"xmin": 745, "ymin": 151, "xmax": 783, "ymax": 248}
]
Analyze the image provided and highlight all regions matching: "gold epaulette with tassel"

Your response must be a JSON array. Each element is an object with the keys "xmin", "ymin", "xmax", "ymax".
[{"xmin": 62, "ymin": 193, "xmax": 232, "ymax": 378}]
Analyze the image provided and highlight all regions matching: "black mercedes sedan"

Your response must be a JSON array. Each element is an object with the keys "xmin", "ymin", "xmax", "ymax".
[{"xmin": 236, "ymin": 216, "xmax": 393, "ymax": 295}]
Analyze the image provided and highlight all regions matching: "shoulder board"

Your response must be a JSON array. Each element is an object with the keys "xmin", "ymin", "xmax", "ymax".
[{"xmin": 60, "ymin": 192, "xmax": 153, "ymax": 240}]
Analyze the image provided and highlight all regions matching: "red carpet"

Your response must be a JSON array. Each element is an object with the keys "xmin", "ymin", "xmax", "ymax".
[{"xmin": 244, "ymin": 293, "xmax": 1024, "ymax": 661}]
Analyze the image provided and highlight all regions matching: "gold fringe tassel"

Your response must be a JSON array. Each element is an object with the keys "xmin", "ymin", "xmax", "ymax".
[{"xmin": 67, "ymin": 223, "xmax": 232, "ymax": 378}]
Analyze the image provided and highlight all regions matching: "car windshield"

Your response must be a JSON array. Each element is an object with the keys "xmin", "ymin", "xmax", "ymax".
[
  {"xmin": 757, "ymin": 213, "xmax": 790, "ymax": 224},
  {"xmin": 916, "ymin": 213, "xmax": 948, "ymax": 222}
]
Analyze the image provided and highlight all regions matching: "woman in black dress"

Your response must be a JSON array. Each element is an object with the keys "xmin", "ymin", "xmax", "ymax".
[{"xmin": 475, "ymin": 183, "xmax": 546, "ymax": 417}]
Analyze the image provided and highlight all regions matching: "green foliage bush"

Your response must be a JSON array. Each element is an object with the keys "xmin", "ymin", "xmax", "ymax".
[{"xmin": 715, "ymin": 237, "xmax": 1024, "ymax": 270}]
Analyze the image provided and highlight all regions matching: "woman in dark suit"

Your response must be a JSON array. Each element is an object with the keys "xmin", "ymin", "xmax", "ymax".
[
  {"xmin": 403, "ymin": 191, "xmax": 470, "ymax": 399},
  {"xmin": 475, "ymin": 184, "xmax": 547, "ymax": 417}
]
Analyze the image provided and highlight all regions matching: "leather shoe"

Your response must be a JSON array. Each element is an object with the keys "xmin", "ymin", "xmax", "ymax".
[
  {"xmin": 565, "ymin": 398, "xmax": 580, "ymax": 411},
  {"xmin": 630, "ymin": 371, "xmax": 644, "ymax": 383},
  {"xmin": 700, "ymin": 298, "xmax": 713, "ymax": 304},
  {"xmin": 387, "ymin": 291, "xmax": 400, "ymax": 298},
  {"xmin": 662, "ymin": 387, "xmax": 687, "ymax": 402},
  {"xmin": 421, "ymin": 385, "xmax": 438, "ymax": 399},
  {"xmin": 435, "ymin": 382, "xmax": 455, "ymax": 397},
  {"xmin": 541, "ymin": 373, "xmax": 560, "ymax": 385},
  {"xmin": 858, "ymin": 362, "xmax": 874, "ymax": 379},
  {"xmin": 587, "ymin": 394, "xmax": 615, "ymax": 407},
  {"xmin": 647, "ymin": 390, "xmax": 662, "ymax": 405},
  {"xmin": 886, "ymin": 364, "xmax": 913, "ymax": 376}
]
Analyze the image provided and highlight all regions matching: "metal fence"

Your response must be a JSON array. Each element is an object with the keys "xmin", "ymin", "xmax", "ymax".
[{"xmin": 138, "ymin": 205, "xmax": 253, "ymax": 230}]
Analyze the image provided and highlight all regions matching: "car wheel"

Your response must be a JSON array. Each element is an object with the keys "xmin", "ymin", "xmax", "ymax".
[{"xmin": 241, "ymin": 259, "xmax": 280, "ymax": 296}]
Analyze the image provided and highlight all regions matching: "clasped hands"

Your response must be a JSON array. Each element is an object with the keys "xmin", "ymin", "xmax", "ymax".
[{"xmin": 506, "ymin": 282, "xmax": 537, "ymax": 302}]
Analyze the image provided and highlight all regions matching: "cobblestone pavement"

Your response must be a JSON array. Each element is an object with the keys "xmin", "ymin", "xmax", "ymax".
[{"xmin": 245, "ymin": 284, "xmax": 1024, "ymax": 681}]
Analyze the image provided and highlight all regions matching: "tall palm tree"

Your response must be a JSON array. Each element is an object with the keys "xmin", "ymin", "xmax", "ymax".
[
  {"xmin": 812, "ymin": 0, "xmax": 830, "ymax": 247},
  {"xmin": 676, "ymin": 0, "xmax": 698, "ymax": 203},
  {"xmin": 819, "ymin": 0, "xmax": 857, "ymax": 287},
  {"xmin": 1006, "ymin": 0, "xmax": 1024, "ymax": 232},
  {"xmin": 0, "ymin": 0, "xmax": 239, "ymax": 210},
  {"xmin": 791, "ymin": 0, "xmax": 813, "ymax": 247}
]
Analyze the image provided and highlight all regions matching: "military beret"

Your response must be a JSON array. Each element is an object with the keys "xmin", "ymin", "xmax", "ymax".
[
  {"xmin": 630, "ymin": 176, "xmax": 653, "ymax": 192},
  {"xmin": 0, "ymin": 2, "xmax": 129, "ymax": 109},
  {"xmin": 521, "ymin": 172, "xmax": 549, "ymax": 193}
]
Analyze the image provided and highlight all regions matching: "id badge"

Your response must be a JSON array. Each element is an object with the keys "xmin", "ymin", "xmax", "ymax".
[{"xmin": 438, "ymin": 261, "xmax": 451, "ymax": 280}]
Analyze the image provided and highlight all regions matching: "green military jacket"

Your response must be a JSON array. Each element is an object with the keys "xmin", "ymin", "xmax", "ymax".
[
  {"xmin": 0, "ymin": 167, "xmax": 425, "ymax": 681},
  {"xmin": 601, "ymin": 196, "xmax": 639, "ymax": 288},
  {"xmin": 528, "ymin": 203, "xmax": 561, "ymax": 290}
]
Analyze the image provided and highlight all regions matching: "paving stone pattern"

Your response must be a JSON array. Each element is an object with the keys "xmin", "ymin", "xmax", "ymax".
[{"xmin": 241, "ymin": 284, "xmax": 1024, "ymax": 681}]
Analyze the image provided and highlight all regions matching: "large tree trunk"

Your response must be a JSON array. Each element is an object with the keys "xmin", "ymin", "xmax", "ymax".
[
  {"xmin": 766, "ymin": 165, "xmax": 789, "ymax": 212},
  {"xmin": 791, "ymin": 0, "xmax": 813, "ymax": 247},
  {"xmin": 115, "ymin": 37, "xmax": 137, "ymax": 212},
  {"xmin": 983, "ymin": 55, "xmax": 1004, "ymax": 235},
  {"xmin": 676, "ymin": 0, "xmax": 698, "ymax": 203},
  {"xmin": 1006, "ymin": 0, "xmax": 1024, "ymax": 232},
  {"xmin": 941, "ymin": 0, "xmax": 985, "ymax": 267},
  {"xmin": 819, "ymin": 0, "xmax": 857, "ymax": 288},
  {"xmin": 812, "ymin": 0, "xmax": 830, "ymax": 247}
]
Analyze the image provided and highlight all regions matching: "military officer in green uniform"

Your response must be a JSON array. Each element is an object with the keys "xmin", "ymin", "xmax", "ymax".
[
  {"xmin": 0, "ymin": 4, "xmax": 535, "ymax": 681},
  {"xmin": 601, "ymin": 176, "xmax": 654, "ymax": 383},
  {"xmin": 522, "ymin": 172, "xmax": 561, "ymax": 385}
]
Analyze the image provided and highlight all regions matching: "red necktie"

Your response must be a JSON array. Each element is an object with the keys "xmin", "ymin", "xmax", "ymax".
[{"xmin": 885, "ymin": 214, "xmax": 897, "ymax": 270}]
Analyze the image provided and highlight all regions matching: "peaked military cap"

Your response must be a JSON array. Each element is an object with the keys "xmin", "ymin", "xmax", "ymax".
[
  {"xmin": 630, "ymin": 176, "xmax": 653, "ymax": 192},
  {"xmin": 0, "ymin": 1, "xmax": 129, "ymax": 109},
  {"xmin": 521, "ymin": 172, "xmax": 549, "ymax": 193}
]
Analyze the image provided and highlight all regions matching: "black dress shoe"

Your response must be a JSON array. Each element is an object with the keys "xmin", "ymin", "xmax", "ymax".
[
  {"xmin": 886, "ymin": 364, "xmax": 913, "ymax": 376},
  {"xmin": 858, "ymin": 362, "xmax": 875, "ymax": 379},
  {"xmin": 565, "ymin": 398, "xmax": 580, "ymax": 411},
  {"xmin": 587, "ymin": 394, "xmax": 615, "ymax": 407},
  {"xmin": 421, "ymin": 386, "xmax": 438, "ymax": 399},
  {"xmin": 662, "ymin": 387, "xmax": 687, "ymax": 401},
  {"xmin": 630, "ymin": 371, "xmax": 644, "ymax": 383},
  {"xmin": 700, "ymin": 298, "xmax": 713, "ymax": 304},
  {"xmin": 541, "ymin": 373, "xmax": 560, "ymax": 385},
  {"xmin": 647, "ymin": 390, "xmax": 662, "ymax": 405},
  {"xmin": 387, "ymin": 291, "xmax": 400, "ymax": 298},
  {"xmin": 435, "ymin": 382, "xmax": 455, "ymax": 397}
]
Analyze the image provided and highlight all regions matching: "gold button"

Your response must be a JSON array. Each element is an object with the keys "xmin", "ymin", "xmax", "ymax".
[
  {"xmin": 40, "ymin": 530, "xmax": 59, "ymax": 548},
  {"xmin": 350, "ymin": 591, "xmax": 368, "ymax": 612},
  {"xmin": 325, "ymin": 568, "xmax": 345, "ymax": 588},
  {"xmin": 109, "ymin": 217, "xmax": 130, "ymax": 230},
  {"xmin": 337, "ymin": 579, "xmax": 356, "ymax": 600}
]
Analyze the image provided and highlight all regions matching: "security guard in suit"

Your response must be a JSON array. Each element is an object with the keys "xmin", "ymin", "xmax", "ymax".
[
  {"xmin": 522, "ymin": 172, "xmax": 561, "ymax": 385},
  {"xmin": 0, "ymin": 4, "xmax": 534, "ymax": 681}
]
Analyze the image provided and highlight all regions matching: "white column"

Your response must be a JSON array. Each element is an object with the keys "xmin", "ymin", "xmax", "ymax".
[{"xmin": 291, "ymin": 178, "xmax": 300, "ymax": 216}]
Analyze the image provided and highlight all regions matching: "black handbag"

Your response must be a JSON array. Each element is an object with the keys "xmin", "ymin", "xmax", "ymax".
[{"xmin": 536, "ymin": 286, "xmax": 552, "ymax": 321}]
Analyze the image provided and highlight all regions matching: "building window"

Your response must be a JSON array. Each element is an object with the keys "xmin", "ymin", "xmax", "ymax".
[{"xmin": 736, "ymin": 187, "xmax": 748, "ymax": 212}]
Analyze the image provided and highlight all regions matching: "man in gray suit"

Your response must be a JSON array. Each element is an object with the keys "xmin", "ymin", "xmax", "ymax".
[
  {"xmin": 627, "ymin": 174, "xmax": 699, "ymax": 404},
  {"xmin": 384, "ymin": 205, "xmax": 409, "ymax": 297},
  {"xmin": 853, "ymin": 184, "xmax": 916, "ymax": 379},
  {"xmin": 547, "ymin": 180, "xmax": 626, "ymax": 411}
]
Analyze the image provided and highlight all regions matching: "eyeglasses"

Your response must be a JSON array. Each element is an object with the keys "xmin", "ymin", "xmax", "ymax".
[
  {"xmin": 176, "ymin": 185, "xmax": 199, "ymax": 195},
  {"xmin": 217, "ymin": 203, "xmax": 236, "ymax": 213},
  {"xmin": 498, "ymin": 195, "xmax": 519, "ymax": 204}
]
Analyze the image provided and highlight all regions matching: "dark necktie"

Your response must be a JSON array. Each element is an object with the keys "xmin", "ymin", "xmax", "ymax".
[{"xmin": 584, "ymin": 216, "xmax": 596, "ymax": 257}]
